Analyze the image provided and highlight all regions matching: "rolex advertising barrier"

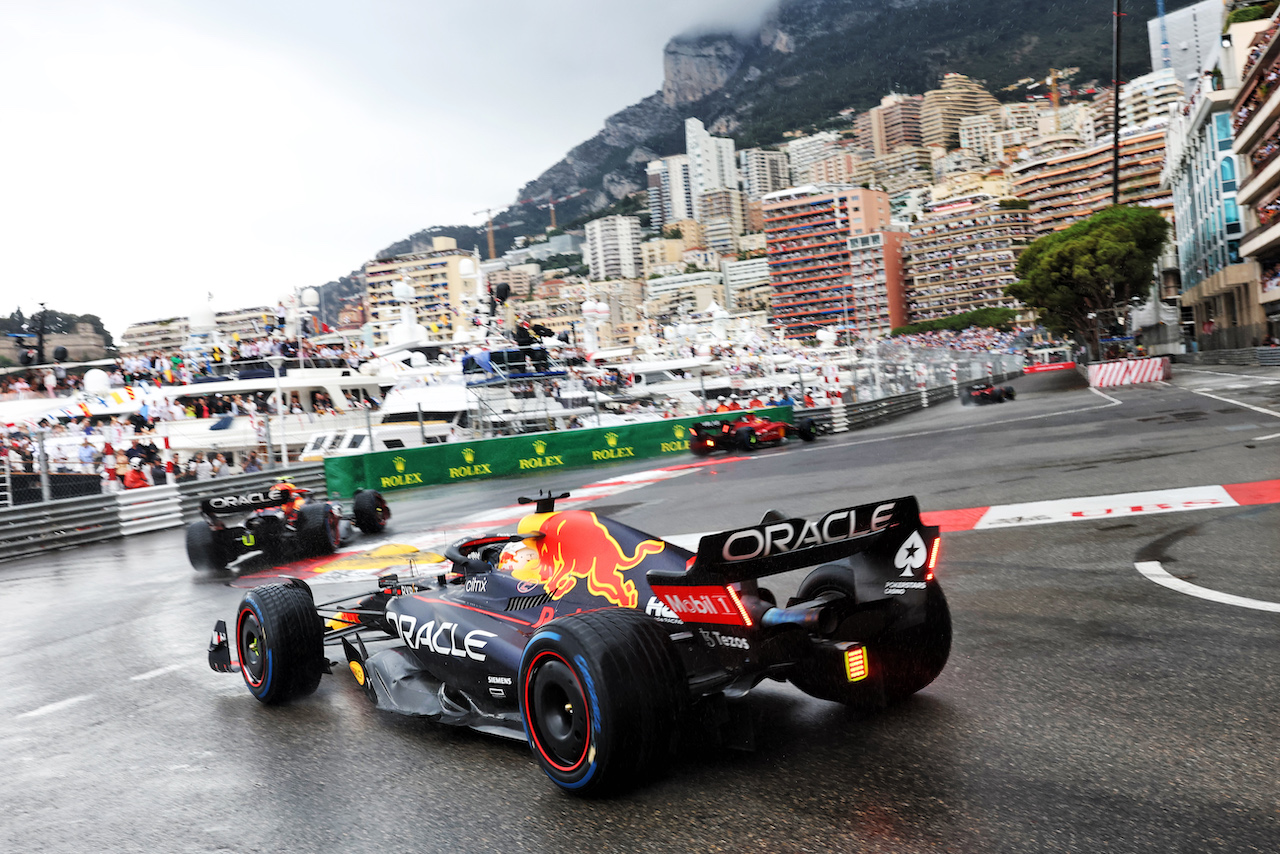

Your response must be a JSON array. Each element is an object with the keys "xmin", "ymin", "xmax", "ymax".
[{"xmin": 324, "ymin": 408, "xmax": 795, "ymax": 496}]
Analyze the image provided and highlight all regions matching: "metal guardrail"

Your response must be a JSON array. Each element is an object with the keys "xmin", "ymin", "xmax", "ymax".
[
  {"xmin": 0, "ymin": 463, "xmax": 327, "ymax": 563},
  {"xmin": 0, "ymin": 494, "xmax": 120, "ymax": 561}
]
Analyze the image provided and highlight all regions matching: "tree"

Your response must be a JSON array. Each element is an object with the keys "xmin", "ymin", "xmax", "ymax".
[{"xmin": 1008, "ymin": 206, "xmax": 1169, "ymax": 357}]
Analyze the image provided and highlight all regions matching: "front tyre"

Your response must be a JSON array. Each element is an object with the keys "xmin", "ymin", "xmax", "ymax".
[
  {"xmin": 353, "ymin": 489, "xmax": 390, "ymax": 534},
  {"xmin": 519, "ymin": 609, "xmax": 686, "ymax": 794},
  {"xmin": 797, "ymin": 418, "xmax": 817, "ymax": 442},
  {"xmin": 186, "ymin": 522, "xmax": 226, "ymax": 571},
  {"xmin": 1002, "ymin": 386, "xmax": 1016, "ymax": 400},
  {"xmin": 235, "ymin": 581, "xmax": 324, "ymax": 704}
]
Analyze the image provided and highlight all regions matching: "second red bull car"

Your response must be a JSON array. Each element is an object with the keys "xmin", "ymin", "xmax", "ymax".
[{"xmin": 208, "ymin": 491, "xmax": 950, "ymax": 794}]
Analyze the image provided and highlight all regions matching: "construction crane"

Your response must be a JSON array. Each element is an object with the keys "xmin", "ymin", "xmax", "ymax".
[
  {"xmin": 517, "ymin": 188, "xmax": 591, "ymax": 230},
  {"xmin": 471, "ymin": 207, "xmax": 503, "ymax": 260}
]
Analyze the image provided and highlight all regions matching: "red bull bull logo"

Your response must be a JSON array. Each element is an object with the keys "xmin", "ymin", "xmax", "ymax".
[{"xmin": 532, "ymin": 511, "xmax": 664, "ymax": 609}]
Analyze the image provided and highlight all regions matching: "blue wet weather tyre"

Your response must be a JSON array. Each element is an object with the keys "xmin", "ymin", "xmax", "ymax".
[
  {"xmin": 235, "ymin": 581, "xmax": 324, "ymax": 704},
  {"xmin": 519, "ymin": 608, "xmax": 686, "ymax": 795}
]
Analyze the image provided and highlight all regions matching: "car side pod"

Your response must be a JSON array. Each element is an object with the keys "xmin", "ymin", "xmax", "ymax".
[{"xmin": 208, "ymin": 620, "xmax": 241, "ymax": 674}]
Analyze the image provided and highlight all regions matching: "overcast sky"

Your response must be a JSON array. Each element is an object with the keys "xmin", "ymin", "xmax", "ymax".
[{"xmin": 0, "ymin": 0, "xmax": 778, "ymax": 340}]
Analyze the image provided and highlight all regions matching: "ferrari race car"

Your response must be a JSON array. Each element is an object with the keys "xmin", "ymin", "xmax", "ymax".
[
  {"xmin": 689, "ymin": 412, "xmax": 817, "ymax": 455},
  {"xmin": 186, "ymin": 482, "xmax": 390, "ymax": 571},
  {"xmin": 960, "ymin": 382, "xmax": 1016, "ymax": 405},
  {"xmin": 208, "ymin": 491, "xmax": 951, "ymax": 794}
]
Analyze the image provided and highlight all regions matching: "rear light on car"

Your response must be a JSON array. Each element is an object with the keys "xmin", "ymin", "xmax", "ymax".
[
  {"xmin": 926, "ymin": 536, "xmax": 941, "ymax": 581},
  {"xmin": 844, "ymin": 645, "xmax": 868, "ymax": 682},
  {"xmin": 725, "ymin": 585, "xmax": 753, "ymax": 628}
]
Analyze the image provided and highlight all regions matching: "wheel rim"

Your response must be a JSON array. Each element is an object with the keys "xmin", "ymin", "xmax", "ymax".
[
  {"xmin": 525, "ymin": 652, "xmax": 589, "ymax": 772},
  {"xmin": 237, "ymin": 608, "xmax": 266, "ymax": 687}
]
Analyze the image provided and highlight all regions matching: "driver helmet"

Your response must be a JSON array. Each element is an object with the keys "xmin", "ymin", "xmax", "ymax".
[{"xmin": 497, "ymin": 540, "xmax": 542, "ymax": 581}]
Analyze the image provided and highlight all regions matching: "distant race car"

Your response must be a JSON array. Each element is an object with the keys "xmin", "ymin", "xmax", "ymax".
[
  {"xmin": 208, "ymin": 491, "xmax": 951, "ymax": 794},
  {"xmin": 960, "ymin": 382, "xmax": 1016, "ymax": 406},
  {"xmin": 186, "ymin": 482, "xmax": 390, "ymax": 571},
  {"xmin": 689, "ymin": 412, "xmax": 817, "ymax": 455}
]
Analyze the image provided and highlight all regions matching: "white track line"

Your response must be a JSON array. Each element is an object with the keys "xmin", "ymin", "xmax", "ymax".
[
  {"xmin": 17, "ymin": 695, "xmax": 93, "ymax": 719},
  {"xmin": 130, "ymin": 663, "xmax": 187, "ymax": 681},
  {"xmin": 1135, "ymin": 561, "xmax": 1280, "ymax": 613},
  {"xmin": 839, "ymin": 387, "xmax": 1123, "ymax": 447},
  {"xmin": 1254, "ymin": 432, "xmax": 1280, "ymax": 442},
  {"xmin": 1189, "ymin": 389, "xmax": 1280, "ymax": 420}
]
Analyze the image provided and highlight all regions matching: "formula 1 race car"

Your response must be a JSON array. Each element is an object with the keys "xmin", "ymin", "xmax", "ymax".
[
  {"xmin": 208, "ymin": 491, "xmax": 950, "ymax": 794},
  {"xmin": 959, "ymin": 381, "xmax": 1016, "ymax": 405},
  {"xmin": 689, "ymin": 412, "xmax": 817, "ymax": 455},
  {"xmin": 186, "ymin": 482, "xmax": 390, "ymax": 571}
]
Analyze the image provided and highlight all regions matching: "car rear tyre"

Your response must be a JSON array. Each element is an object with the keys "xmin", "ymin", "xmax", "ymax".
[
  {"xmin": 789, "ymin": 565, "xmax": 951, "ymax": 705},
  {"xmin": 297, "ymin": 503, "xmax": 340, "ymax": 556},
  {"xmin": 1002, "ymin": 386, "xmax": 1016, "ymax": 400},
  {"xmin": 690, "ymin": 439, "xmax": 712, "ymax": 456},
  {"xmin": 734, "ymin": 426, "xmax": 758, "ymax": 452},
  {"xmin": 353, "ymin": 489, "xmax": 390, "ymax": 534},
  {"xmin": 186, "ymin": 522, "xmax": 226, "ymax": 571},
  {"xmin": 235, "ymin": 581, "xmax": 324, "ymax": 704},
  {"xmin": 519, "ymin": 608, "xmax": 686, "ymax": 795}
]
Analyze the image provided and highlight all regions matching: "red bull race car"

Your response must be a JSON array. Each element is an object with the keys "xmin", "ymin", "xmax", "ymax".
[
  {"xmin": 186, "ymin": 482, "xmax": 390, "ymax": 571},
  {"xmin": 959, "ymin": 381, "xmax": 1016, "ymax": 405},
  {"xmin": 208, "ymin": 491, "xmax": 950, "ymax": 794},
  {"xmin": 689, "ymin": 412, "xmax": 818, "ymax": 455}
]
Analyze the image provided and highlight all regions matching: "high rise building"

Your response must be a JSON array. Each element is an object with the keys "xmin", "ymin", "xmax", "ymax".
[
  {"xmin": 958, "ymin": 114, "xmax": 999, "ymax": 162},
  {"xmin": 853, "ymin": 93, "xmax": 924, "ymax": 155},
  {"xmin": 584, "ymin": 215, "xmax": 643, "ymax": 281},
  {"xmin": 920, "ymin": 73, "xmax": 1001, "ymax": 148},
  {"xmin": 1008, "ymin": 126, "xmax": 1172, "ymax": 234},
  {"xmin": 905, "ymin": 196, "xmax": 1031, "ymax": 324},
  {"xmin": 646, "ymin": 155, "xmax": 693, "ymax": 232},
  {"xmin": 785, "ymin": 131, "xmax": 841, "ymax": 184},
  {"xmin": 1226, "ymin": 11, "xmax": 1280, "ymax": 346},
  {"xmin": 739, "ymin": 148, "xmax": 792, "ymax": 201},
  {"xmin": 1119, "ymin": 68, "xmax": 1185, "ymax": 128},
  {"xmin": 685, "ymin": 118, "xmax": 738, "ymax": 221},
  {"xmin": 762, "ymin": 185, "xmax": 892, "ymax": 338},
  {"xmin": 1147, "ymin": 0, "xmax": 1222, "ymax": 88},
  {"xmin": 721, "ymin": 257, "xmax": 771, "ymax": 312},
  {"xmin": 364, "ymin": 237, "xmax": 475, "ymax": 346},
  {"xmin": 847, "ymin": 231, "xmax": 909, "ymax": 338},
  {"xmin": 699, "ymin": 187, "xmax": 746, "ymax": 256}
]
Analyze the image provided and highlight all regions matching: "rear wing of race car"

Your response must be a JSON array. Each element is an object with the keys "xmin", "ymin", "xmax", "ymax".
[
  {"xmin": 647, "ymin": 497, "xmax": 939, "ymax": 625},
  {"xmin": 199, "ymin": 489, "xmax": 290, "ymax": 517}
]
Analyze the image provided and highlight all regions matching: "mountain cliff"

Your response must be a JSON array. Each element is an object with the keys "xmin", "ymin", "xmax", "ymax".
[{"xmin": 504, "ymin": 0, "xmax": 1191, "ymax": 233}]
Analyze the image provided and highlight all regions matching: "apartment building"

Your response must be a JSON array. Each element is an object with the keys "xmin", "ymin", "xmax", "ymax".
[
  {"xmin": 1229, "ymin": 12, "xmax": 1280, "ymax": 344},
  {"xmin": 847, "ymin": 231, "xmax": 909, "ymax": 338},
  {"xmin": 1008, "ymin": 125, "xmax": 1172, "ymax": 234},
  {"xmin": 364, "ymin": 237, "xmax": 477, "ymax": 345},
  {"xmin": 905, "ymin": 195, "xmax": 1031, "ymax": 324},
  {"xmin": 739, "ymin": 148, "xmax": 792, "ymax": 201},
  {"xmin": 646, "ymin": 155, "xmax": 693, "ymax": 231},
  {"xmin": 920, "ymin": 73, "xmax": 1001, "ymax": 148},
  {"xmin": 762, "ymin": 185, "xmax": 892, "ymax": 338},
  {"xmin": 785, "ymin": 132, "xmax": 841, "ymax": 184},
  {"xmin": 721, "ymin": 257, "xmax": 771, "ymax": 312},
  {"xmin": 853, "ymin": 93, "xmax": 923, "ymax": 155},
  {"xmin": 686, "ymin": 118, "xmax": 738, "ymax": 220},
  {"xmin": 584, "ymin": 215, "xmax": 643, "ymax": 281}
]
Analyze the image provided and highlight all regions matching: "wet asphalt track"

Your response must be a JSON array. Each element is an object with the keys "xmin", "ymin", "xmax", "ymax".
[{"xmin": 2, "ymin": 365, "xmax": 1278, "ymax": 853}]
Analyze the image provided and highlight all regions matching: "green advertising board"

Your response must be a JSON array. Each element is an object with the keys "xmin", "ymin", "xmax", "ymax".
[{"xmin": 324, "ymin": 407, "xmax": 793, "ymax": 496}]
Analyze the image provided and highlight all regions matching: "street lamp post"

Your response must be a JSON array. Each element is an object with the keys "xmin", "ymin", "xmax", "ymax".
[{"xmin": 265, "ymin": 353, "xmax": 289, "ymax": 469}]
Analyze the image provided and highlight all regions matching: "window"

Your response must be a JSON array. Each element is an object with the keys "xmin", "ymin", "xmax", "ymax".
[
  {"xmin": 1221, "ymin": 157, "xmax": 1236, "ymax": 192},
  {"xmin": 1224, "ymin": 198, "xmax": 1240, "ymax": 224},
  {"xmin": 1214, "ymin": 114, "xmax": 1233, "ymax": 151}
]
